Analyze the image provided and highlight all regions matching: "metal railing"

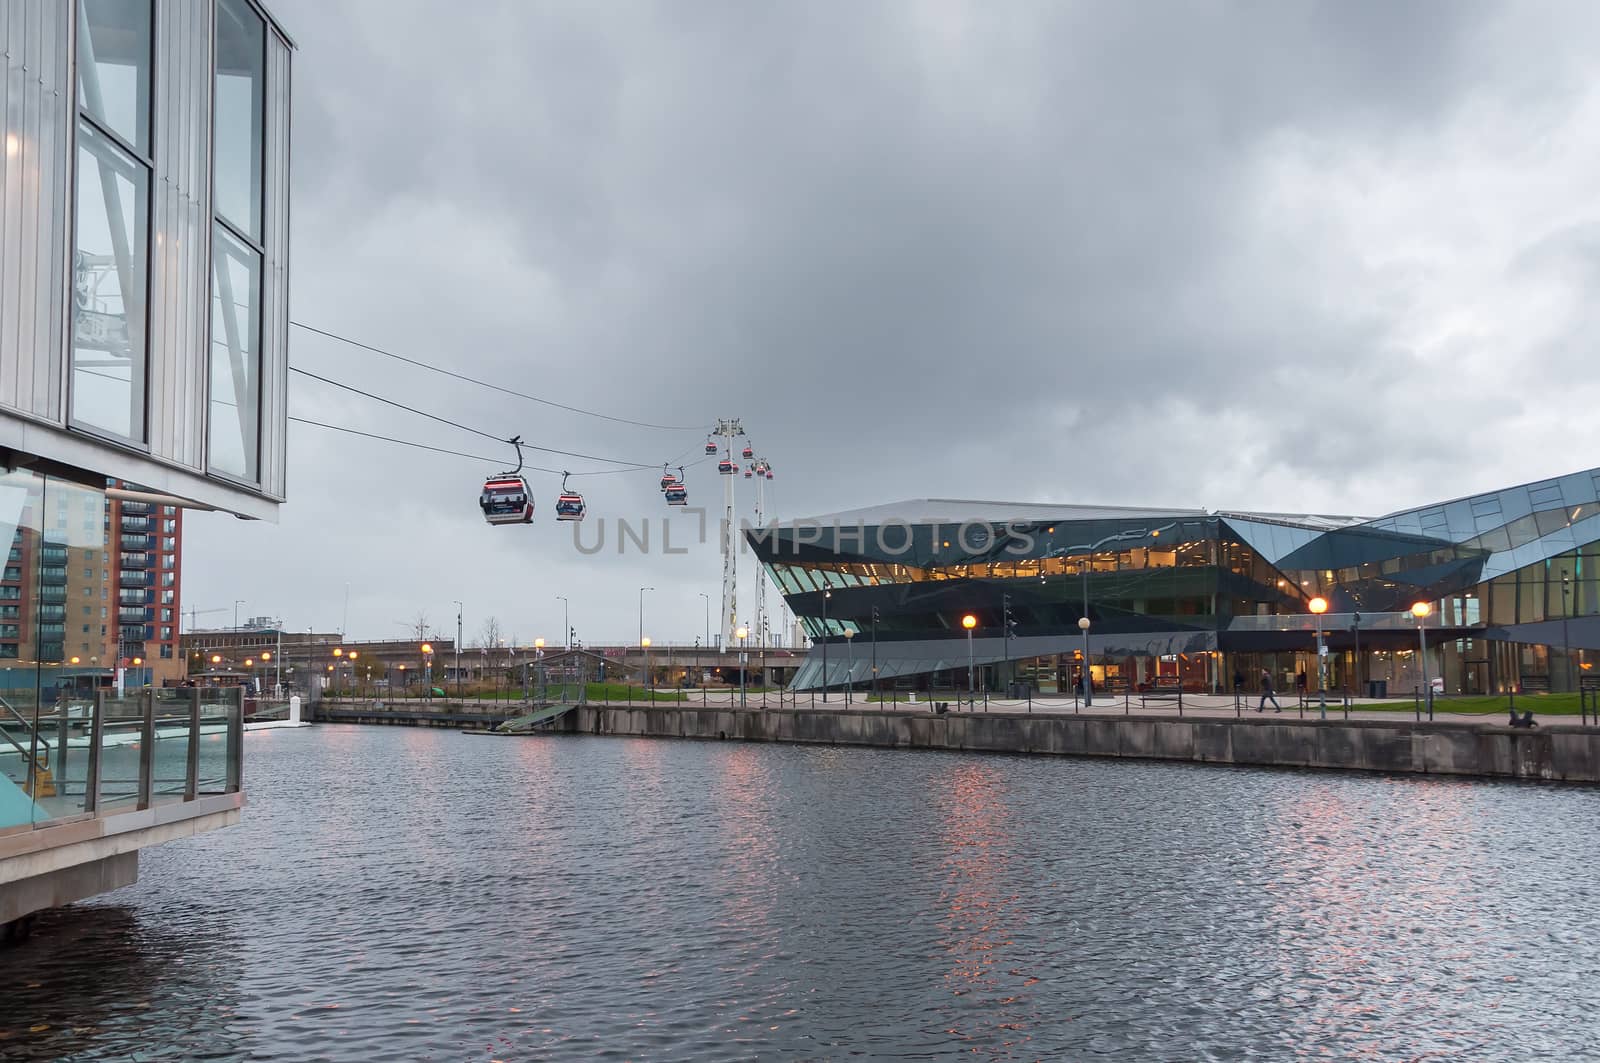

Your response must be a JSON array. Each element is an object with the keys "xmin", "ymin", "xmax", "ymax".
[{"xmin": 0, "ymin": 687, "xmax": 242, "ymax": 828}]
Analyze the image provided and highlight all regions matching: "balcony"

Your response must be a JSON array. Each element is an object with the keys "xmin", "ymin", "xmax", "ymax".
[
  {"xmin": 119, "ymin": 624, "xmax": 146, "ymax": 641},
  {"xmin": 119, "ymin": 500, "xmax": 151, "ymax": 514},
  {"xmin": 40, "ymin": 566, "xmax": 67, "ymax": 584},
  {"xmin": 39, "ymin": 622, "xmax": 66, "ymax": 638},
  {"xmin": 118, "ymin": 589, "xmax": 149, "ymax": 606},
  {"xmin": 41, "ymin": 546, "xmax": 69, "ymax": 564},
  {"xmin": 120, "ymin": 516, "xmax": 151, "ymax": 532},
  {"xmin": 121, "ymin": 535, "xmax": 152, "ymax": 549},
  {"xmin": 39, "ymin": 586, "xmax": 66, "ymax": 603},
  {"xmin": 118, "ymin": 554, "xmax": 149, "ymax": 569},
  {"xmin": 119, "ymin": 572, "xmax": 151, "ymax": 589},
  {"xmin": 118, "ymin": 607, "xmax": 149, "ymax": 623},
  {"xmin": 37, "ymin": 604, "xmax": 67, "ymax": 622}
]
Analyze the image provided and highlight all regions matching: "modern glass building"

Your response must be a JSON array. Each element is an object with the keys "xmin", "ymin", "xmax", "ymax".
[
  {"xmin": 2, "ymin": 0, "xmax": 292, "ymax": 932},
  {"xmin": 752, "ymin": 467, "xmax": 1600, "ymax": 697}
]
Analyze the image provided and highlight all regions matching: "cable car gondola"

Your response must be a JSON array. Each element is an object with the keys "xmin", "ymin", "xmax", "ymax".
[
  {"xmin": 554, "ymin": 472, "xmax": 586, "ymax": 522},
  {"xmin": 741, "ymin": 443, "xmax": 754, "ymax": 460},
  {"xmin": 660, "ymin": 464, "xmax": 677, "ymax": 491},
  {"xmin": 705, "ymin": 437, "xmax": 718, "ymax": 454},
  {"xmin": 718, "ymin": 458, "xmax": 736, "ymax": 475},
  {"xmin": 743, "ymin": 467, "xmax": 753, "ymax": 478},
  {"xmin": 480, "ymin": 438, "xmax": 534, "ymax": 526},
  {"xmin": 665, "ymin": 466, "xmax": 688, "ymax": 506}
]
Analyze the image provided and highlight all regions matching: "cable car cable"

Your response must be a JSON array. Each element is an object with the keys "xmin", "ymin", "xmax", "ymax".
[
  {"xmin": 290, "ymin": 320, "xmax": 707, "ymax": 432},
  {"xmin": 289, "ymin": 366, "xmax": 661, "ymax": 469}
]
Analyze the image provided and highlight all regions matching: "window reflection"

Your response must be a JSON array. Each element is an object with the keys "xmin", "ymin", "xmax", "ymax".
[
  {"xmin": 208, "ymin": 228, "xmax": 262, "ymax": 480},
  {"xmin": 214, "ymin": 0, "xmax": 265, "ymax": 240},
  {"xmin": 77, "ymin": 0, "xmax": 151, "ymax": 154},
  {"xmin": 71, "ymin": 121, "xmax": 149, "ymax": 441}
]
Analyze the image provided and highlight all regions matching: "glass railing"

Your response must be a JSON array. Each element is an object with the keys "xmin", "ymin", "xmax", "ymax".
[{"xmin": 0, "ymin": 687, "xmax": 243, "ymax": 830}]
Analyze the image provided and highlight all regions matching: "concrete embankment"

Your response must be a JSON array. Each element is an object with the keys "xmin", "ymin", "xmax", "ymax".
[
  {"xmin": 550, "ymin": 704, "xmax": 1600, "ymax": 784},
  {"xmin": 314, "ymin": 704, "xmax": 511, "ymax": 729}
]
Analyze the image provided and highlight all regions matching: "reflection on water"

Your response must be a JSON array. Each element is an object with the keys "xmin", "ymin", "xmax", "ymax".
[{"xmin": 3, "ymin": 726, "xmax": 1599, "ymax": 1060}]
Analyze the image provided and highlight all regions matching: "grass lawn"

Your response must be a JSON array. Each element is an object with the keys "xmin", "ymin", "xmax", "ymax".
[{"xmin": 1357, "ymin": 692, "xmax": 1593, "ymax": 716}]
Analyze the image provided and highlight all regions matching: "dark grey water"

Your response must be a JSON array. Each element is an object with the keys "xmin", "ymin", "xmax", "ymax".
[{"xmin": 3, "ymin": 725, "xmax": 1599, "ymax": 1061}]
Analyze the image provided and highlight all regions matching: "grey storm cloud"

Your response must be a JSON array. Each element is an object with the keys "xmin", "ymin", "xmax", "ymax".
[{"xmin": 186, "ymin": 0, "xmax": 1600, "ymax": 645}]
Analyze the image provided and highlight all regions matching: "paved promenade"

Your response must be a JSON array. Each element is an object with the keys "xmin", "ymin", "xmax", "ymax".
[{"xmin": 600, "ymin": 689, "xmax": 1588, "ymax": 727}]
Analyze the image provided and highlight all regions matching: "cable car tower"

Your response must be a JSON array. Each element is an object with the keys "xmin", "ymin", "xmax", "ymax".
[
  {"xmin": 711, "ymin": 418, "xmax": 745, "ymax": 648},
  {"xmin": 748, "ymin": 452, "xmax": 775, "ymax": 649}
]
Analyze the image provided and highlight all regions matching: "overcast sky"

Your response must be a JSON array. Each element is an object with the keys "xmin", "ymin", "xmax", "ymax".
[{"xmin": 187, "ymin": 0, "xmax": 1600, "ymax": 647}]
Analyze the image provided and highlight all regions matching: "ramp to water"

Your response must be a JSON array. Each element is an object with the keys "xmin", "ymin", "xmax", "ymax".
[{"xmin": 495, "ymin": 703, "xmax": 578, "ymax": 734}]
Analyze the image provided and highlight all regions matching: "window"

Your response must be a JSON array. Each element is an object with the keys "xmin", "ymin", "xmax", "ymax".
[
  {"xmin": 209, "ymin": 0, "xmax": 267, "ymax": 482},
  {"xmin": 160, "ymin": 644, "xmax": 173, "ymax": 659},
  {"xmin": 208, "ymin": 227, "xmax": 262, "ymax": 480},
  {"xmin": 71, "ymin": 19, "xmax": 154, "ymax": 442}
]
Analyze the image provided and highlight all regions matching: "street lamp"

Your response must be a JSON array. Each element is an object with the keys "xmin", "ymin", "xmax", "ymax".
[
  {"xmin": 870, "ymin": 605, "xmax": 880, "ymax": 703},
  {"xmin": 843, "ymin": 628, "xmax": 856, "ymax": 704},
  {"xmin": 1308, "ymin": 596, "xmax": 1328, "ymax": 718},
  {"xmin": 736, "ymin": 626, "xmax": 748, "ymax": 708},
  {"xmin": 698, "ymin": 592, "xmax": 710, "ymax": 660},
  {"xmin": 1077, "ymin": 616, "xmax": 1091, "ymax": 705},
  {"xmin": 821, "ymin": 589, "xmax": 832, "ymax": 702},
  {"xmin": 454, "ymin": 601, "xmax": 463, "ymax": 701},
  {"xmin": 1562, "ymin": 569, "xmax": 1573, "ymax": 692},
  {"xmin": 1412, "ymin": 600, "xmax": 1434, "ymax": 719},
  {"xmin": 421, "ymin": 642, "xmax": 434, "ymax": 697},
  {"xmin": 534, "ymin": 637, "xmax": 546, "ymax": 702},
  {"xmin": 556, "ymin": 596, "xmax": 569, "ymax": 652},
  {"xmin": 1064, "ymin": 524, "xmax": 1175, "ymax": 707},
  {"xmin": 962, "ymin": 613, "xmax": 978, "ymax": 704},
  {"xmin": 641, "ymin": 635, "xmax": 652, "ymax": 697},
  {"xmin": 638, "ymin": 586, "xmax": 653, "ymax": 662}
]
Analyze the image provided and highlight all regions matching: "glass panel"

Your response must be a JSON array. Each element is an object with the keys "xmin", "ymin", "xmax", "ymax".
[
  {"xmin": 72, "ymin": 121, "xmax": 149, "ymax": 441},
  {"xmin": 96, "ymin": 693, "xmax": 146, "ymax": 811},
  {"xmin": 208, "ymin": 227, "xmax": 262, "ymax": 480},
  {"xmin": 214, "ymin": 0, "xmax": 265, "ymax": 239},
  {"xmin": 150, "ymin": 689, "xmax": 191, "ymax": 805},
  {"xmin": 197, "ymin": 690, "xmax": 236, "ymax": 794},
  {"xmin": 77, "ymin": 0, "xmax": 152, "ymax": 154}
]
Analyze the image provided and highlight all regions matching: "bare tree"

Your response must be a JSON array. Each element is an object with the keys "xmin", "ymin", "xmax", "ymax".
[
  {"xmin": 479, "ymin": 615, "xmax": 503, "ymax": 652},
  {"xmin": 405, "ymin": 611, "xmax": 432, "ymax": 644}
]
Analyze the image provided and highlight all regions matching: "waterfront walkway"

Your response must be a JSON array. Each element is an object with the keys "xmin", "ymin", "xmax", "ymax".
[{"xmin": 326, "ymin": 691, "xmax": 1587, "ymax": 728}]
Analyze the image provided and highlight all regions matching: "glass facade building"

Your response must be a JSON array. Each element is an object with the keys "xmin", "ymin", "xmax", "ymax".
[
  {"xmin": 2, "ymin": 1, "xmax": 290, "ymax": 928},
  {"xmin": 753, "ymin": 468, "xmax": 1600, "ymax": 696}
]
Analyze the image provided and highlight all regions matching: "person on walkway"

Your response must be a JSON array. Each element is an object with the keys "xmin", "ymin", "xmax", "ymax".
[
  {"xmin": 1258, "ymin": 668, "xmax": 1282, "ymax": 713},
  {"xmin": 1233, "ymin": 666, "xmax": 1245, "ymax": 699},
  {"xmin": 1295, "ymin": 669, "xmax": 1308, "ymax": 699}
]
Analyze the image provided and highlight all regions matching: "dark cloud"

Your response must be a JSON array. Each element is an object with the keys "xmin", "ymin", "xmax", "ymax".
[{"xmin": 188, "ymin": 0, "xmax": 1600, "ymax": 645}]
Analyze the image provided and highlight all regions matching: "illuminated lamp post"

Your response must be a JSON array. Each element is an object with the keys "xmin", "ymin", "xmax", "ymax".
[
  {"xmin": 1308, "ymin": 596, "xmax": 1328, "ymax": 719},
  {"xmin": 1412, "ymin": 601, "xmax": 1434, "ymax": 720},
  {"xmin": 422, "ymin": 642, "xmax": 434, "ymax": 698},
  {"xmin": 843, "ymin": 628, "xmax": 855, "ymax": 705},
  {"xmin": 962, "ymin": 613, "xmax": 978, "ymax": 705},
  {"xmin": 736, "ymin": 626, "xmax": 748, "ymax": 708},
  {"xmin": 534, "ymin": 637, "xmax": 545, "ymax": 701},
  {"xmin": 1077, "ymin": 616, "xmax": 1092, "ymax": 705},
  {"xmin": 642, "ymin": 636, "xmax": 652, "ymax": 698}
]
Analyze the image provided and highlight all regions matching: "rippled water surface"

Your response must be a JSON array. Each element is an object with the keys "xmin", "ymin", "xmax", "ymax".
[{"xmin": 4, "ymin": 725, "xmax": 1600, "ymax": 1060}]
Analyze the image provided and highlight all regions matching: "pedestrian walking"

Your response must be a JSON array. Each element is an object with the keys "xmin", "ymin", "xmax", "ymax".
[
  {"xmin": 1258, "ymin": 668, "xmax": 1282, "ymax": 713},
  {"xmin": 1295, "ymin": 669, "xmax": 1308, "ymax": 699}
]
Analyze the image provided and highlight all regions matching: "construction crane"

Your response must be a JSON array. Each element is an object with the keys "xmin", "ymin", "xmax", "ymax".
[{"xmin": 185, "ymin": 606, "xmax": 231, "ymax": 633}]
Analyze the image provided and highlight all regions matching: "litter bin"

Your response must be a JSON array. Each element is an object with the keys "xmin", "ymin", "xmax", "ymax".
[{"xmin": 1366, "ymin": 679, "xmax": 1388, "ymax": 699}]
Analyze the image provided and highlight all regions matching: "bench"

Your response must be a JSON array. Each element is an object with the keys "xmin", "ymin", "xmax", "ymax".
[
  {"xmin": 1139, "ymin": 677, "xmax": 1184, "ymax": 713},
  {"xmin": 1520, "ymin": 675, "xmax": 1551, "ymax": 695}
]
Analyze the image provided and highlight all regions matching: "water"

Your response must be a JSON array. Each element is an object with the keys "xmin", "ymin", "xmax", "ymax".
[{"xmin": 4, "ymin": 726, "xmax": 1600, "ymax": 1060}]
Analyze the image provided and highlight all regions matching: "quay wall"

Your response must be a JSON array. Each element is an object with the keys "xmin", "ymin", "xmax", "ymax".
[{"xmin": 558, "ymin": 705, "xmax": 1600, "ymax": 784}]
